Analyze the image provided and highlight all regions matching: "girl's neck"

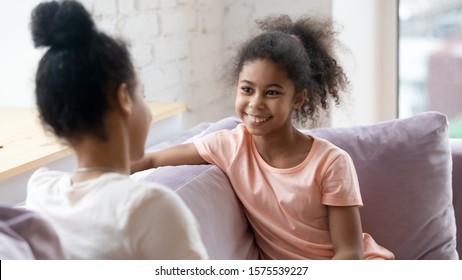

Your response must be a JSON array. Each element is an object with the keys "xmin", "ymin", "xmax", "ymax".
[
  {"xmin": 252, "ymin": 125, "xmax": 296, "ymax": 149},
  {"xmin": 251, "ymin": 126, "xmax": 312, "ymax": 169}
]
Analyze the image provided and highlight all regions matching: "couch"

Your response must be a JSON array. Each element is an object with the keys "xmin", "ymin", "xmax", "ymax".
[
  {"xmin": 133, "ymin": 111, "xmax": 461, "ymax": 260},
  {"xmin": 2, "ymin": 111, "xmax": 460, "ymax": 260},
  {"xmin": 0, "ymin": 206, "xmax": 67, "ymax": 259}
]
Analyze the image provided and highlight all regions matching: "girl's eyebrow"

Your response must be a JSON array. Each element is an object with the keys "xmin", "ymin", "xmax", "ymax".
[
  {"xmin": 240, "ymin": 79, "xmax": 254, "ymax": 85},
  {"xmin": 239, "ymin": 79, "xmax": 285, "ymax": 89}
]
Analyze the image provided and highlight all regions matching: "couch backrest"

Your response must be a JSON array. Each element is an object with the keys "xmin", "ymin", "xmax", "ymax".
[{"xmin": 136, "ymin": 114, "xmax": 460, "ymax": 260}]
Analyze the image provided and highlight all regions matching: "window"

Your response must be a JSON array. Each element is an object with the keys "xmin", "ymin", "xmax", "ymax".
[{"xmin": 399, "ymin": 0, "xmax": 462, "ymax": 138}]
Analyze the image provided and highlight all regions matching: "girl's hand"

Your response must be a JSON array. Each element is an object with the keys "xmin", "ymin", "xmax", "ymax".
[
  {"xmin": 130, "ymin": 154, "xmax": 154, "ymax": 174},
  {"xmin": 130, "ymin": 143, "xmax": 208, "ymax": 174}
]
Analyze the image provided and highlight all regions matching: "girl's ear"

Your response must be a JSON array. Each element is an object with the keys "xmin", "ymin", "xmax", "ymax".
[
  {"xmin": 116, "ymin": 83, "xmax": 132, "ymax": 117},
  {"xmin": 293, "ymin": 89, "xmax": 307, "ymax": 109}
]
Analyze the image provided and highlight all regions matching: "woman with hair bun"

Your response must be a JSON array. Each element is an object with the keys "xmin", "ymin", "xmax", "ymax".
[{"xmin": 25, "ymin": 0, "xmax": 207, "ymax": 260}]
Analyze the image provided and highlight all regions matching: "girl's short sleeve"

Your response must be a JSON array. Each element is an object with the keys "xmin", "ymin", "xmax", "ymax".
[
  {"xmin": 193, "ymin": 126, "xmax": 245, "ymax": 172},
  {"xmin": 320, "ymin": 151, "xmax": 363, "ymax": 207}
]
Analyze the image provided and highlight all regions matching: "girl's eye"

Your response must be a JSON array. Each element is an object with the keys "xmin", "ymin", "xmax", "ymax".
[
  {"xmin": 266, "ymin": 90, "xmax": 279, "ymax": 96},
  {"xmin": 241, "ymin": 87, "xmax": 253, "ymax": 93}
]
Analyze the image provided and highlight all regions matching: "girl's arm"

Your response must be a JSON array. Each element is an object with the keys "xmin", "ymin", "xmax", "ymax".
[
  {"xmin": 131, "ymin": 143, "xmax": 208, "ymax": 173},
  {"xmin": 327, "ymin": 205, "xmax": 364, "ymax": 260}
]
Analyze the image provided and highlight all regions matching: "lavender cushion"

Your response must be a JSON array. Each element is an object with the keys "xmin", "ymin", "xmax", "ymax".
[
  {"xmin": 0, "ymin": 206, "xmax": 66, "ymax": 259},
  {"xmin": 133, "ymin": 117, "xmax": 259, "ymax": 260},
  {"xmin": 307, "ymin": 112, "xmax": 458, "ymax": 259}
]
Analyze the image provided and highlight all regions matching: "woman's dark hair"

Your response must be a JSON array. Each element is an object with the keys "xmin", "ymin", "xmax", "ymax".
[
  {"xmin": 31, "ymin": 0, "xmax": 136, "ymax": 140},
  {"xmin": 229, "ymin": 15, "xmax": 349, "ymax": 127}
]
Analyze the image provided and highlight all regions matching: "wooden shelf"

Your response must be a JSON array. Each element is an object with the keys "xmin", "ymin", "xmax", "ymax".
[{"xmin": 0, "ymin": 101, "xmax": 186, "ymax": 180}]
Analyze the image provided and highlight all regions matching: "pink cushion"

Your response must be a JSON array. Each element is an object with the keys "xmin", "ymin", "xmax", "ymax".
[{"xmin": 308, "ymin": 112, "xmax": 458, "ymax": 259}]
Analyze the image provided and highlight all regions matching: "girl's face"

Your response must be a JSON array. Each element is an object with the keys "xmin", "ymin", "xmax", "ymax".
[
  {"xmin": 235, "ymin": 59, "xmax": 303, "ymax": 137},
  {"xmin": 128, "ymin": 82, "xmax": 151, "ymax": 160}
]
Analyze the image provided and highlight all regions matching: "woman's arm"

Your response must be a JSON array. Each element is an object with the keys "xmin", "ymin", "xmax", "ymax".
[
  {"xmin": 327, "ymin": 205, "xmax": 364, "ymax": 260},
  {"xmin": 129, "ymin": 187, "xmax": 208, "ymax": 259},
  {"xmin": 131, "ymin": 143, "xmax": 208, "ymax": 174}
]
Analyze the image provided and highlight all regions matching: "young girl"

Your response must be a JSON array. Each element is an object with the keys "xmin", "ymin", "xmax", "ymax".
[
  {"xmin": 25, "ymin": 0, "xmax": 207, "ymax": 260},
  {"xmin": 132, "ymin": 15, "xmax": 394, "ymax": 260}
]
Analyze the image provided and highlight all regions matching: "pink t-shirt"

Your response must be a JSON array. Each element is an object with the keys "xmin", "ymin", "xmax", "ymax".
[{"xmin": 194, "ymin": 124, "xmax": 393, "ymax": 260}]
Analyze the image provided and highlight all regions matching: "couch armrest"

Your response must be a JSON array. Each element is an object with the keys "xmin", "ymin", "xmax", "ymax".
[{"xmin": 450, "ymin": 138, "xmax": 462, "ymax": 259}]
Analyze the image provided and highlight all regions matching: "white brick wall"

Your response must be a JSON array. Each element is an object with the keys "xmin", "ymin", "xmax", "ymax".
[{"xmin": 85, "ymin": 0, "xmax": 331, "ymax": 129}]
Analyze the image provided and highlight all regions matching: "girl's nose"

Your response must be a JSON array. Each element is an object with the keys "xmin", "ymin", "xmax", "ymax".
[{"xmin": 249, "ymin": 92, "xmax": 264, "ymax": 109}]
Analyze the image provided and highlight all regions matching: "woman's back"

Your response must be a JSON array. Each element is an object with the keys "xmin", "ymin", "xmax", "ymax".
[{"xmin": 26, "ymin": 168, "xmax": 207, "ymax": 259}]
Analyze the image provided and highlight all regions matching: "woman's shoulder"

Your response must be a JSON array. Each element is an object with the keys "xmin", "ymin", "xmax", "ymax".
[
  {"xmin": 98, "ymin": 174, "xmax": 179, "ymax": 202},
  {"xmin": 68, "ymin": 175, "xmax": 191, "ymax": 221},
  {"xmin": 115, "ymin": 177, "xmax": 192, "ymax": 214},
  {"xmin": 29, "ymin": 167, "xmax": 67, "ymax": 181},
  {"xmin": 27, "ymin": 169, "xmax": 179, "ymax": 206},
  {"xmin": 128, "ymin": 179, "xmax": 179, "ymax": 200},
  {"xmin": 27, "ymin": 167, "xmax": 69, "ymax": 193}
]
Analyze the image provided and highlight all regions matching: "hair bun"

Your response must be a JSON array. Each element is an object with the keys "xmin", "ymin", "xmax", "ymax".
[{"xmin": 31, "ymin": 0, "xmax": 95, "ymax": 48}]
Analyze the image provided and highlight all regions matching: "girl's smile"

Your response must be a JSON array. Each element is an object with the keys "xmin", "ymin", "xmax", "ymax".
[{"xmin": 245, "ymin": 113, "xmax": 272, "ymax": 126}]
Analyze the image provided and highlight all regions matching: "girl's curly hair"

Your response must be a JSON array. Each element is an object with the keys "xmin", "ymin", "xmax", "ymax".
[{"xmin": 229, "ymin": 14, "xmax": 349, "ymax": 127}]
